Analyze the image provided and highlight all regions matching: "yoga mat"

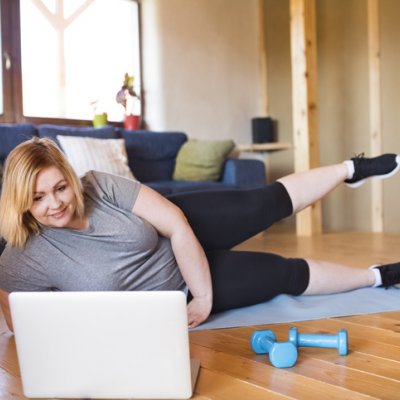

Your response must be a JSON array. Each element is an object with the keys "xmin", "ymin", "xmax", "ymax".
[{"xmin": 193, "ymin": 286, "xmax": 400, "ymax": 331}]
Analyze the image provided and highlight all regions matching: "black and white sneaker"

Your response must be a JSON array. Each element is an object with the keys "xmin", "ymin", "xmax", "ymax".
[
  {"xmin": 375, "ymin": 262, "xmax": 400, "ymax": 288},
  {"xmin": 345, "ymin": 153, "xmax": 400, "ymax": 188}
]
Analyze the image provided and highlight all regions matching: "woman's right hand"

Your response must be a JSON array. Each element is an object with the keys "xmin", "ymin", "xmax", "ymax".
[{"xmin": 187, "ymin": 293, "xmax": 212, "ymax": 328}]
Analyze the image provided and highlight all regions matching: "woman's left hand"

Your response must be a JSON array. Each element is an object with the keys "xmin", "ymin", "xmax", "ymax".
[{"xmin": 187, "ymin": 294, "xmax": 212, "ymax": 328}]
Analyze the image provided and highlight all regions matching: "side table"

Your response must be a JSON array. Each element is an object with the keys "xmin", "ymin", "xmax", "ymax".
[{"xmin": 237, "ymin": 142, "xmax": 292, "ymax": 182}]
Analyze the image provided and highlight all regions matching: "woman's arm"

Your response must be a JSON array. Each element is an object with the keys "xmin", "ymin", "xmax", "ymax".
[
  {"xmin": 132, "ymin": 185, "xmax": 212, "ymax": 328},
  {"xmin": 0, "ymin": 289, "xmax": 13, "ymax": 332}
]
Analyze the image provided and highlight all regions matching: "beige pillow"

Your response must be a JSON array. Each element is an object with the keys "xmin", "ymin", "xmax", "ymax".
[
  {"xmin": 57, "ymin": 135, "xmax": 135, "ymax": 179},
  {"xmin": 173, "ymin": 139, "xmax": 235, "ymax": 181}
]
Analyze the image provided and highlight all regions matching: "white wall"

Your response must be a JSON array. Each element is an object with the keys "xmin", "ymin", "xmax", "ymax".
[{"xmin": 141, "ymin": 0, "xmax": 263, "ymax": 143}]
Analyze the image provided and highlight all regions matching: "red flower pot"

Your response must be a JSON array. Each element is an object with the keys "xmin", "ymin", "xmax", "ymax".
[{"xmin": 124, "ymin": 114, "xmax": 141, "ymax": 130}]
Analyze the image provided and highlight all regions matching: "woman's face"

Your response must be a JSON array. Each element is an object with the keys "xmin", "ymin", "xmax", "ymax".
[{"xmin": 29, "ymin": 166, "xmax": 78, "ymax": 228}]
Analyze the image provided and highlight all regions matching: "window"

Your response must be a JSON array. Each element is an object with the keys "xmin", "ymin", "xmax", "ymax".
[{"xmin": 1, "ymin": 0, "xmax": 141, "ymax": 124}]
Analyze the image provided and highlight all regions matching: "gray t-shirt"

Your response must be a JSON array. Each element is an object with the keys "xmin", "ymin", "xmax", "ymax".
[{"xmin": 0, "ymin": 171, "xmax": 186, "ymax": 293}]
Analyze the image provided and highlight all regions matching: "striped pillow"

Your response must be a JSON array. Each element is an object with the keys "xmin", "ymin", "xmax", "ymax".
[{"xmin": 57, "ymin": 135, "xmax": 135, "ymax": 179}]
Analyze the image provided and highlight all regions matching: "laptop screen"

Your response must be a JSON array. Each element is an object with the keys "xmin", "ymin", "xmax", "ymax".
[{"xmin": 10, "ymin": 291, "xmax": 195, "ymax": 399}]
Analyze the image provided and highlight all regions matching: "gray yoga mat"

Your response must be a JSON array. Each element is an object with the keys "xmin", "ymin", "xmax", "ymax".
[{"xmin": 193, "ymin": 286, "xmax": 400, "ymax": 331}]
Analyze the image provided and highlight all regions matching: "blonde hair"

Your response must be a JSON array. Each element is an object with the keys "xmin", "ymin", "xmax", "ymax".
[{"xmin": 0, "ymin": 137, "xmax": 85, "ymax": 248}]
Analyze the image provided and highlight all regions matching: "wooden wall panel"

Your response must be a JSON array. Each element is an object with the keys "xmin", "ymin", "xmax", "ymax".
[
  {"xmin": 368, "ymin": 0, "xmax": 383, "ymax": 232},
  {"xmin": 290, "ymin": 0, "xmax": 321, "ymax": 235}
]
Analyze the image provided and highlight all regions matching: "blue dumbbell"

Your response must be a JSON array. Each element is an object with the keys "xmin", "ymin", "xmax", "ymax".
[
  {"xmin": 288, "ymin": 327, "xmax": 348, "ymax": 356},
  {"xmin": 250, "ymin": 330, "xmax": 298, "ymax": 368}
]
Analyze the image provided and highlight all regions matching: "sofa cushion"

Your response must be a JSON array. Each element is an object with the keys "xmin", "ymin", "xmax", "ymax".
[
  {"xmin": 144, "ymin": 182, "xmax": 173, "ymax": 196},
  {"xmin": 37, "ymin": 124, "xmax": 119, "ymax": 146},
  {"xmin": 57, "ymin": 135, "xmax": 135, "ymax": 179},
  {"xmin": 0, "ymin": 123, "xmax": 38, "ymax": 165},
  {"xmin": 173, "ymin": 139, "xmax": 235, "ymax": 181},
  {"xmin": 222, "ymin": 159, "xmax": 266, "ymax": 188},
  {"xmin": 121, "ymin": 130, "xmax": 187, "ymax": 182}
]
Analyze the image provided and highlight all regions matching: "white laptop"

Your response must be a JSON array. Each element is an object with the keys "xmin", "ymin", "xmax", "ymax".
[{"xmin": 9, "ymin": 291, "xmax": 200, "ymax": 399}]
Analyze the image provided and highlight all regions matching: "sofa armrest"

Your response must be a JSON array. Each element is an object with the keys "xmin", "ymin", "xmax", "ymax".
[{"xmin": 221, "ymin": 159, "xmax": 266, "ymax": 188}]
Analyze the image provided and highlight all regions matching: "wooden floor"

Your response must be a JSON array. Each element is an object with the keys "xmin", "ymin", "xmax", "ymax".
[{"xmin": 0, "ymin": 227, "xmax": 399, "ymax": 399}]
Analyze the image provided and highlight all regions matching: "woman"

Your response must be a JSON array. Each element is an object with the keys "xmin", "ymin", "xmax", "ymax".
[{"xmin": 0, "ymin": 137, "xmax": 399, "ymax": 332}]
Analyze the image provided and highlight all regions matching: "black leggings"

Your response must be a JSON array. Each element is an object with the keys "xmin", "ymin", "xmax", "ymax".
[{"xmin": 166, "ymin": 182, "xmax": 310, "ymax": 313}]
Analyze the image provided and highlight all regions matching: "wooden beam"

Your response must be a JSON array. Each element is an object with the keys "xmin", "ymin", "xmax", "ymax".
[
  {"xmin": 257, "ymin": 0, "xmax": 269, "ymax": 116},
  {"xmin": 368, "ymin": 0, "xmax": 383, "ymax": 232},
  {"xmin": 290, "ymin": 0, "xmax": 321, "ymax": 235}
]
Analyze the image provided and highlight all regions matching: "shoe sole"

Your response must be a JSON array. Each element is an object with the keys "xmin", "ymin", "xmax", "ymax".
[{"xmin": 346, "ymin": 154, "xmax": 400, "ymax": 188}]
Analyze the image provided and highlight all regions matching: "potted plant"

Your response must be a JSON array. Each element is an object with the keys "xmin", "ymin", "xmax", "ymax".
[
  {"xmin": 116, "ymin": 73, "xmax": 141, "ymax": 130},
  {"xmin": 90, "ymin": 100, "xmax": 108, "ymax": 128}
]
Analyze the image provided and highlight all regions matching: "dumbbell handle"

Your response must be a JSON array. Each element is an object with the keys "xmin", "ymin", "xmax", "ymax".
[
  {"xmin": 251, "ymin": 330, "xmax": 276, "ymax": 354},
  {"xmin": 295, "ymin": 334, "xmax": 340, "ymax": 348},
  {"xmin": 288, "ymin": 327, "xmax": 348, "ymax": 356}
]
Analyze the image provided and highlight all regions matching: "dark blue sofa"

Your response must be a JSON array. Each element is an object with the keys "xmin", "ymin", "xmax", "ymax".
[{"xmin": 0, "ymin": 123, "xmax": 266, "ymax": 196}]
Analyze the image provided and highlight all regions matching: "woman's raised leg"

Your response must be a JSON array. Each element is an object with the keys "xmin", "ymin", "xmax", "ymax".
[
  {"xmin": 167, "ymin": 182, "xmax": 293, "ymax": 250},
  {"xmin": 277, "ymin": 164, "xmax": 347, "ymax": 214},
  {"xmin": 278, "ymin": 154, "xmax": 400, "ymax": 213},
  {"xmin": 168, "ymin": 154, "xmax": 400, "ymax": 250}
]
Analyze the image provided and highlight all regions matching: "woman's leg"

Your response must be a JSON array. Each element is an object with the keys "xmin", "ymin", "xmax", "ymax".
[
  {"xmin": 277, "ymin": 164, "xmax": 347, "ymax": 214},
  {"xmin": 204, "ymin": 250, "xmax": 310, "ymax": 313},
  {"xmin": 203, "ymin": 250, "xmax": 393, "ymax": 314},
  {"xmin": 168, "ymin": 154, "xmax": 400, "ymax": 250},
  {"xmin": 303, "ymin": 259, "xmax": 375, "ymax": 294},
  {"xmin": 278, "ymin": 153, "xmax": 400, "ymax": 213},
  {"xmin": 167, "ymin": 182, "xmax": 293, "ymax": 250}
]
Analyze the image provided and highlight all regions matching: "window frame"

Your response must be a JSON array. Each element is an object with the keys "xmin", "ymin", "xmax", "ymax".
[
  {"xmin": 0, "ymin": 0, "xmax": 143, "ymax": 127},
  {"xmin": 1, "ymin": 0, "xmax": 23, "ymax": 123}
]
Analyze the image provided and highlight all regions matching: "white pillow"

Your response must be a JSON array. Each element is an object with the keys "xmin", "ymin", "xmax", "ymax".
[{"xmin": 56, "ymin": 135, "xmax": 135, "ymax": 179}]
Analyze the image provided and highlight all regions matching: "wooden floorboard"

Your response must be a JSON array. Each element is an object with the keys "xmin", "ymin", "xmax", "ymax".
[{"xmin": 0, "ymin": 227, "xmax": 399, "ymax": 399}]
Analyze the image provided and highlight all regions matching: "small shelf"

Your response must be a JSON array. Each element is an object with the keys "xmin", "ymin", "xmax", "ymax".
[{"xmin": 237, "ymin": 142, "xmax": 292, "ymax": 152}]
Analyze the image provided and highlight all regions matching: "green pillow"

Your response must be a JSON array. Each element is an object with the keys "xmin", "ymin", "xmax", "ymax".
[{"xmin": 173, "ymin": 139, "xmax": 235, "ymax": 181}]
